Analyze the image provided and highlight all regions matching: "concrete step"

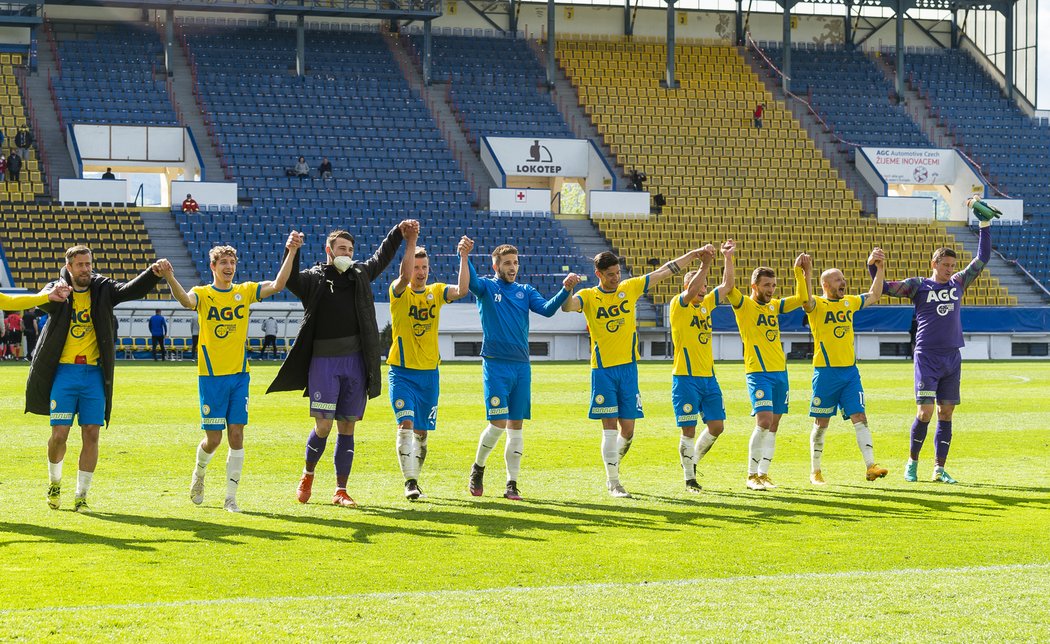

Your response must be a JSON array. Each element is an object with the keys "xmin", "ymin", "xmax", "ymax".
[
  {"xmin": 24, "ymin": 25, "xmax": 76, "ymax": 194},
  {"xmin": 139, "ymin": 210, "xmax": 202, "ymax": 286}
]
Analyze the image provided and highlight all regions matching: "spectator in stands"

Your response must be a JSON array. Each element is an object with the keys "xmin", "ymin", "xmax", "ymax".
[
  {"xmin": 102, "ymin": 168, "xmax": 116, "ymax": 180},
  {"xmin": 294, "ymin": 156, "xmax": 310, "ymax": 180},
  {"xmin": 753, "ymin": 103, "xmax": 765, "ymax": 129},
  {"xmin": 261, "ymin": 316, "xmax": 279, "ymax": 359},
  {"xmin": 149, "ymin": 309, "xmax": 168, "ymax": 361},
  {"xmin": 0, "ymin": 153, "xmax": 6, "ymax": 180},
  {"xmin": 23, "ymin": 307, "xmax": 39, "ymax": 361},
  {"xmin": 182, "ymin": 193, "xmax": 200, "ymax": 213},
  {"xmin": 318, "ymin": 157, "xmax": 333, "ymax": 180},
  {"xmin": 6, "ymin": 151, "xmax": 21, "ymax": 182},
  {"xmin": 15, "ymin": 125, "xmax": 33, "ymax": 159},
  {"xmin": 627, "ymin": 169, "xmax": 647, "ymax": 191},
  {"xmin": 189, "ymin": 314, "xmax": 199, "ymax": 361}
]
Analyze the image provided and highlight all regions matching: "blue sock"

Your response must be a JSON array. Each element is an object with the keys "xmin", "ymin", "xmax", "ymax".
[
  {"xmin": 305, "ymin": 430, "xmax": 327, "ymax": 471},
  {"xmin": 334, "ymin": 433, "xmax": 355, "ymax": 488},
  {"xmin": 909, "ymin": 418, "xmax": 929, "ymax": 461},
  {"xmin": 934, "ymin": 421, "xmax": 952, "ymax": 467}
]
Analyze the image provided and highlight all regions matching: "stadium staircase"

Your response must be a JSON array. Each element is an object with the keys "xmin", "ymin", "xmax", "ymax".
[
  {"xmin": 139, "ymin": 208, "xmax": 202, "ymax": 287},
  {"xmin": 163, "ymin": 24, "xmax": 226, "ymax": 185},
  {"xmin": 18, "ymin": 36, "xmax": 72, "ymax": 197},
  {"xmin": 174, "ymin": 23, "xmax": 588, "ymax": 301},
  {"xmin": 0, "ymin": 53, "xmax": 46, "ymax": 203},
  {"xmin": 555, "ymin": 37, "xmax": 1015, "ymax": 307},
  {"xmin": 382, "ymin": 30, "xmax": 494, "ymax": 208}
]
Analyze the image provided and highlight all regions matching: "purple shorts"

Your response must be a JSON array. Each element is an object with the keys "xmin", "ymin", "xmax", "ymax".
[
  {"xmin": 914, "ymin": 348, "xmax": 961, "ymax": 405},
  {"xmin": 307, "ymin": 352, "xmax": 368, "ymax": 421}
]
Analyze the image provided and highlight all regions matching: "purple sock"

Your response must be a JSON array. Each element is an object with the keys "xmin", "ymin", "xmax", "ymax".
[
  {"xmin": 334, "ymin": 433, "xmax": 355, "ymax": 488},
  {"xmin": 305, "ymin": 430, "xmax": 328, "ymax": 471},
  {"xmin": 910, "ymin": 418, "xmax": 929, "ymax": 461},
  {"xmin": 934, "ymin": 421, "xmax": 952, "ymax": 467}
]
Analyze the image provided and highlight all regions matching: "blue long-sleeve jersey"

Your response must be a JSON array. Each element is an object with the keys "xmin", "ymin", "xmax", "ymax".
[{"xmin": 468, "ymin": 262, "xmax": 570, "ymax": 362}]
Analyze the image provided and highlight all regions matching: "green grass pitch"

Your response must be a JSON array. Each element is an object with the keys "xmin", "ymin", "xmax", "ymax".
[{"xmin": 1, "ymin": 360, "xmax": 1048, "ymax": 641}]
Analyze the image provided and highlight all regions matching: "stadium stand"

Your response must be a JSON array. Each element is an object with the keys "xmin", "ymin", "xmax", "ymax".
[
  {"xmin": 556, "ymin": 38, "xmax": 1014, "ymax": 306},
  {"xmin": 901, "ymin": 48, "xmax": 1050, "ymax": 290},
  {"xmin": 177, "ymin": 24, "xmax": 586, "ymax": 300},
  {"xmin": 0, "ymin": 52, "xmax": 46, "ymax": 202},
  {"xmin": 406, "ymin": 32, "xmax": 574, "ymax": 148},
  {"xmin": 759, "ymin": 44, "xmax": 933, "ymax": 154},
  {"xmin": 0, "ymin": 203, "xmax": 169, "ymax": 299},
  {"xmin": 47, "ymin": 21, "xmax": 179, "ymax": 128}
]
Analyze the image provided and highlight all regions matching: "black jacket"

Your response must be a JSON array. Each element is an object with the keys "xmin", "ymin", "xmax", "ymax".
[
  {"xmin": 267, "ymin": 225, "xmax": 404, "ymax": 399},
  {"xmin": 25, "ymin": 267, "xmax": 161, "ymax": 424}
]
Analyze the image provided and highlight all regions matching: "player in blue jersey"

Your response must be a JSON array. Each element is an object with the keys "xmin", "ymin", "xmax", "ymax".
[
  {"xmin": 467, "ymin": 243, "xmax": 582, "ymax": 500},
  {"xmin": 874, "ymin": 216, "xmax": 992, "ymax": 484}
]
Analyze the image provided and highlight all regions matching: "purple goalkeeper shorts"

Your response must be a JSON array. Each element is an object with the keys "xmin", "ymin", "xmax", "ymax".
[
  {"xmin": 914, "ymin": 348, "xmax": 961, "ymax": 405},
  {"xmin": 307, "ymin": 352, "xmax": 368, "ymax": 421}
]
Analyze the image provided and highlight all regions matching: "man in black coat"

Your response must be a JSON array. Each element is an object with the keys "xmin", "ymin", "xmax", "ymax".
[
  {"xmin": 26, "ymin": 245, "xmax": 164, "ymax": 512},
  {"xmin": 268, "ymin": 220, "xmax": 414, "ymax": 508}
]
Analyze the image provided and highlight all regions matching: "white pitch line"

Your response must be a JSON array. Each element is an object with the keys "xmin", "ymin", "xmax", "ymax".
[
  {"xmin": 2, "ymin": 562, "xmax": 1048, "ymax": 616},
  {"xmin": 1008, "ymin": 375, "xmax": 1032, "ymax": 383}
]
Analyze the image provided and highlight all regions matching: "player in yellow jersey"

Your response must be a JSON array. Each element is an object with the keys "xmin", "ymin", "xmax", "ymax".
[
  {"xmin": 27, "ymin": 245, "xmax": 162, "ymax": 513},
  {"xmin": 389, "ymin": 233, "xmax": 473, "ymax": 500},
  {"xmin": 563, "ymin": 247, "xmax": 707, "ymax": 498},
  {"xmin": 159, "ymin": 232, "xmax": 303, "ymax": 512},
  {"xmin": 670, "ymin": 240, "xmax": 736, "ymax": 493},
  {"xmin": 726, "ymin": 253, "xmax": 811, "ymax": 491},
  {"xmin": 803, "ymin": 247, "xmax": 889, "ymax": 485}
]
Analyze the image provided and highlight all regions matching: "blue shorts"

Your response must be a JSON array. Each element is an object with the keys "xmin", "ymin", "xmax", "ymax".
[
  {"xmin": 483, "ymin": 358, "xmax": 530, "ymax": 421},
  {"xmin": 810, "ymin": 366, "xmax": 865, "ymax": 418},
  {"xmin": 590, "ymin": 363, "xmax": 643, "ymax": 420},
  {"xmin": 49, "ymin": 363, "xmax": 105, "ymax": 427},
  {"xmin": 389, "ymin": 365, "xmax": 440, "ymax": 431},
  {"xmin": 671, "ymin": 375, "xmax": 726, "ymax": 427},
  {"xmin": 745, "ymin": 371, "xmax": 789, "ymax": 416},
  {"xmin": 199, "ymin": 372, "xmax": 250, "ymax": 430}
]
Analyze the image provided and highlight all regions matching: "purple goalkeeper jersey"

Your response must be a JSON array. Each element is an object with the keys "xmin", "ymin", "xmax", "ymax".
[{"xmin": 872, "ymin": 226, "xmax": 990, "ymax": 351}]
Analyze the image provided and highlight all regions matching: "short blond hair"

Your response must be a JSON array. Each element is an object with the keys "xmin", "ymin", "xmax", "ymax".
[
  {"xmin": 414, "ymin": 246, "xmax": 428, "ymax": 259},
  {"xmin": 209, "ymin": 245, "xmax": 238, "ymax": 265},
  {"xmin": 65, "ymin": 245, "xmax": 91, "ymax": 262},
  {"xmin": 491, "ymin": 244, "xmax": 518, "ymax": 262}
]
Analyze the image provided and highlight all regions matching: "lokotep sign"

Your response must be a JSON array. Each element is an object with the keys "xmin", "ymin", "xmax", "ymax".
[
  {"xmin": 862, "ymin": 148, "xmax": 955, "ymax": 185},
  {"xmin": 481, "ymin": 137, "xmax": 592, "ymax": 180}
]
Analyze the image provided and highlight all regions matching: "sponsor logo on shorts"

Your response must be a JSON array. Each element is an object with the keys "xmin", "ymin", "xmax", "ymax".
[
  {"xmin": 202, "ymin": 417, "xmax": 226, "ymax": 425},
  {"xmin": 812, "ymin": 397, "xmax": 822, "ymax": 406},
  {"xmin": 595, "ymin": 394, "xmax": 605, "ymax": 404},
  {"xmin": 202, "ymin": 404, "xmax": 211, "ymax": 415},
  {"xmin": 311, "ymin": 402, "xmax": 338, "ymax": 411},
  {"xmin": 810, "ymin": 405, "xmax": 836, "ymax": 414},
  {"xmin": 489, "ymin": 406, "xmax": 509, "ymax": 415},
  {"xmin": 489, "ymin": 396, "xmax": 501, "ymax": 407},
  {"xmin": 50, "ymin": 400, "xmax": 57, "ymax": 410},
  {"xmin": 395, "ymin": 409, "xmax": 414, "ymax": 420},
  {"xmin": 677, "ymin": 414, "xmax": 699, "ymax": 423},
  {"xmin": 917, "ymin": 390, "xmax": 937, "ymax": 398},
  {"xmin": 395, "ymin": 399, "xmax": 405, "ymax": 409},
  {"xmin": 755, "ymin": 389, "xmax": 765, "ymax": 399},
  {"xmin": 753, "ymin": 399, "xmax": 773, "ymax": 408},
  {"xmin": 50, "ymin": 412, "xmax": 74, "ymax": 421},
  {"xmin": 313, "ymin": 391, "xmax": 322, "ymax": 400},
  {"xmin": 591, "ymin": 405, "xmax": 619, "ymax": 414},
  {"xmin": 683, "ymin": 403, "xmax": 693, "ymax": 413}
]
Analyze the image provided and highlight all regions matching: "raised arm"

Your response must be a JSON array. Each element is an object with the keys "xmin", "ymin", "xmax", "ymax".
[
  {"xmin": 362, "ymin": 220, "xmax": 411, "ymax": 282},
  {"xmin": 560, "ymin": 275, "xmax": 585, "ymax": 312},
  {"xmin": 446, "ymin": 235, "xmax": 474, "ymax": 301},
  {"xmin": 864, "ymin": 247, "xmax": 886, "ymax": 306},
  {"xmin": 645, "ymin": 248, "xmax": 704, "ymax": 288},
  {"xmin": 0, "ymin": 282, "xmax": 69, "ymax": 311},
  {"xmin": 259, "ymin": 231, "xmax": 304, "ymax": 299},
  {"xmin": 389, "ymin": 221, "xmax": 420, "ymax": 298},
  {"xmin": 157, "ymin": 260, "xmax": 197, "ymax": 310},
  {"xmin": 955, "ymin": 224, "xmax": 991, "ymax": 291},
  {"xmin": 531, "ymin": 272, "xmax": 580, "ymax": 317},
  {"xmin": 781, "ymin": 253, "xmax": 811, "ymax": 312},
  {"xmin": 680, "ymin": 245, "xmax": 715, "ymax": 303},
  {"xmin": 869, "ymin": 261, "xmax": 921, "ymax": 299},
  {"xmin": 714, "ymin": 239, "xmax": 736, "ymax": 300}
]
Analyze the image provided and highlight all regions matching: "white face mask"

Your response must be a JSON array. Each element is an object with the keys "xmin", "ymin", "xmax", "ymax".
[{"xmin": 332, "ymin": 256, "xmax": 352, "ymax": 273}]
